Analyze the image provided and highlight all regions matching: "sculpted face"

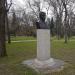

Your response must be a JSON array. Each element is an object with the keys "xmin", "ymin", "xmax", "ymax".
[{"xmin": 39, "ymin": 12, "xmax": 46, "ymax": 21}]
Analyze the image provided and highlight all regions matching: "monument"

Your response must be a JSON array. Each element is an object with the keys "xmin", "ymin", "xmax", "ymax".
[
  {"xmin": 22, "ymin": 12, "xmax": 66, "ymax": 74},
  {"xmin": 35, "ymin": 12, "xmax": 55, "ymax": 68}
]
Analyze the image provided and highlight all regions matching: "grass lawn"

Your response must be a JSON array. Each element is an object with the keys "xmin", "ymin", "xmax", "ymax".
[{"xmin": 0, "ymin": 36, "xmax": 75, "ymax": 75}]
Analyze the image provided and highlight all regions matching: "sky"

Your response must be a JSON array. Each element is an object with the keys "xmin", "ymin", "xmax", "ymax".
[
  {"xmin": 8, "ymin": 0, "xmax": 25, "ymax": 9},
  {"xmin": 8, "ymin": 0, "xmax": 75, "ymax": 16},
  {"xmin": 7, "ymin": 0, "xmax": 54, "ymax": 18}
]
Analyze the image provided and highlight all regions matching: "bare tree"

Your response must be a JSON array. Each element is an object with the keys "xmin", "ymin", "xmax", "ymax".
[
  {"xmin": 45, "ymin": 0, "xmax": 75, "ymax": 43},
  {"xmin": 11, "ymin": 11, "xmax": 17, "ymax": 37},
  {"xmin": 45, "ymin": 0, "xmax": 64, "ymax": 39},
  {"xmin": 0, "ymin": 0, "xmax": 7, "ymax": 56},
  {"xmin": 5, "ymin": 0, "xmax": 12, "ymax": 43},
  {"xmin": 61, "ymin": 0, "xmax": 75, "ymax": 43},
  {"xmin": 26, "ymin": 0, "xmax": 42, "ymax": 19}
]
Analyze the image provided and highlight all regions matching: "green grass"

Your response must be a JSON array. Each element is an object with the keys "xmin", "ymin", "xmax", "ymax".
[
  {"xmin": 0, "ymin": 42, "xmax": 38, "ymax": 75},
  {"xmin": 0, "ymin": 36, "xmax": 75, "ymax": 75},
  {"xmin": 51, "ymin": 36, "xmax": 75, "ymax": 41}
]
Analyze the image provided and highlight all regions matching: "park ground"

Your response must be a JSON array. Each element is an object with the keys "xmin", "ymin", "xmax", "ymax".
[{"xmin": 0, "ymin": 36, "xmax": 75, "ymax": 75}]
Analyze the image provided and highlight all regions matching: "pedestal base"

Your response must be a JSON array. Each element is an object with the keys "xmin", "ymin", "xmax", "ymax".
[
  {"xmin": 34, "ymin": 58, "xmax": 55, "ymax": 68},
  {"xmin": 22, "ymin": 58, "xmax": 66, "ymax": 74}
]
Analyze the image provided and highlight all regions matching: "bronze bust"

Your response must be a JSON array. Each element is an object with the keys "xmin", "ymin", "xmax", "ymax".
[{"xmin": 36, "ymin": 12, "xmax": 49, "ymax": 29}]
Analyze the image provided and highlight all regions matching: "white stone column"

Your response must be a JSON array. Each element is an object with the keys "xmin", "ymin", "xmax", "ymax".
[
  {"xmin": 37, "ymin": 29, "xmax": 50, "ymax": 61},
  {"xmin": 22, "ymin": 29, "xmax": 65, "ymax": 71},
  {"xmin": 34, "ymin": 29, "xmax": 54, "ymax": 68}
]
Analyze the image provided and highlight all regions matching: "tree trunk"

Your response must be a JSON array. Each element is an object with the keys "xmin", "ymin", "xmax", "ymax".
[
  {"xmin": 63, "ymin": 2, "xmax": 68, "ymax": 43},
  {"xmin": 64, "ymin": 24, "xmax": 68, "ymax": 43},
  {"xmin": 56, "ymin": 15, "xmax": 61, "ymax": 40},
  {"xmin": 6, "ymin": 13, "xmax": 11, "ymax": 43},
  {"xmin": 0, "ymin": 0, "xmax": 7, "ymax": 56}
]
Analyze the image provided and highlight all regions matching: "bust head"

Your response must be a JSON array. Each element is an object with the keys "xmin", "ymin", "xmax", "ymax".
[
  {"xmin": 36, "ymin": 12, "xmax": 49, "ymax": 29},
  {"xmin": 39, "ymin": 12, "xmax": 46, "ymax": 22}
]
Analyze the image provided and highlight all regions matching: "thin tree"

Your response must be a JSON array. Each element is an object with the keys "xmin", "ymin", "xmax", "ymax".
[
  {"xmin": 5, "ymin": 0, "xmax": 12, "ymax": 43},
  {"xmin": 50, "ymin": 17, "xmax": 54, "ymax": 36},
  {"xmin": 11, "ymin": 11, "xmax": 17, "ymax": 37}
]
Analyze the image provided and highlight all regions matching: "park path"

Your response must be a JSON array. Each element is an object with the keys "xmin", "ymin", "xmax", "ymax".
[
  {"xmin": 7, "ymin": 40, "xmax": 37, "ymax": 43},
  {"xmin": 6, "ymin": 39, "xmax": 75, "ymax": 43}
]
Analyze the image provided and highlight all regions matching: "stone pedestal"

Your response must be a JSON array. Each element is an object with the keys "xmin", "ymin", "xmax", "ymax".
[
  {"xmin": 37, "ymin": 29, "xmax": 50, "ymax": 61},
  {"xmin": 34, "ymin": 29, "xmax": 55, "ymax": 68},
  {"xmin": 22, "ymin": 29, "xmax": 66, "ymax": 74}
]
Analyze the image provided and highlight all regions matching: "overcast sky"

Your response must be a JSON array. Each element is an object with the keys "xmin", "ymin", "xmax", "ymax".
[{"xmin": 7, "ymin": 0, "xmax": 54, "ymax": 18}]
